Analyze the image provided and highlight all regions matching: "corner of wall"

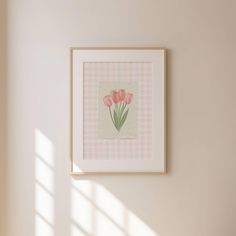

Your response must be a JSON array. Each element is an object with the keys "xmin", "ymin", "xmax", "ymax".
[{"xmin": 0, "ymin": 0, "xmax": 6, "ymax": 235}]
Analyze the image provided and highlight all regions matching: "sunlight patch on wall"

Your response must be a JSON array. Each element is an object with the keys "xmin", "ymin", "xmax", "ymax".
[
  {"xmin": 35, "ymin": 184, "xmax": 54, "ymax": 224},
  {"xmin": 96, "ymin": 184, "xmax": 124, "ymax": 227},
  {"xmin": 71, "ymin": 179, "xmax": 158, "ymax": 236},
  {"xmin": 35, "ymin": 129, "xmax": 54, "ymax": 167},
  {"xmin": 71, "ymin": 224, "xmax": 89, "ymax": 236},
  {"xmin": 35, "ymin": 129, "xmax": 54, "ymax": 236},
  {"xmin": 71, "ymin": 187, "xmax": 93, "ymax": 234},
  {"xmin": 35, "ymin": 215, "xmax": 54, "ymax": 236},
  {"xmin": 35, "ymin": 157, "xmax": 54, "ymax": 193},
  {"xmin": 128, "ymin": 210, "xmax": 156, "ymax": 236}
]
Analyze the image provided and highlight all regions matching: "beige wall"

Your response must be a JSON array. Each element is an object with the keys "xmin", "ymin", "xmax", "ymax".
[
  {"xmin": 6, "ymin": 0, "xmax": 236, "ymax": 236},
  {"xmin": 0, "ymin": 0, "xmax": 6, "ymax": 235}
]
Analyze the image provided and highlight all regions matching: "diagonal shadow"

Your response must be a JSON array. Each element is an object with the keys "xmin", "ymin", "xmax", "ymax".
[{"xmin": 72, "ymin": 185, "xmax": 131, "ymax": 236}]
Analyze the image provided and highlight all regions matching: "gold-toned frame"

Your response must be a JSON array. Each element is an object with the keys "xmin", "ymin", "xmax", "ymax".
[{"xmin": 70, "ymin": 47, "xmax": 167, "ymax": 175}]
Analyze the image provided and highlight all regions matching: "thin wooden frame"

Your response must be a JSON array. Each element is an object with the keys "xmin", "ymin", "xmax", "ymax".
[{"xmin": 70, "ymin": 47, "xmax": 166, "ymax": 175}]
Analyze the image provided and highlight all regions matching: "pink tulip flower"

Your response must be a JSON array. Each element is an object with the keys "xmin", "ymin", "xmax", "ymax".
[
  {"xmin": 118, "ymin": 89, "xmax": 126, "ymax": 101},
  {"xmin": 111, "ymin": 90, "xmax": 120, "ymax": 104},
  {"xmin": 103, "ymin": 95, "xmax": 113, "ymax": 107},
  {"xmin": 124, "ymin": 93, "xmax": 133, "ymax": 104}
]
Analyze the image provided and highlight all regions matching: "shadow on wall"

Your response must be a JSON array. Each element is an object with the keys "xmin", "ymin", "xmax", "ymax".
[{"xmin": 0, "ymin": 0, "xmax": 6, "ymax": 235}]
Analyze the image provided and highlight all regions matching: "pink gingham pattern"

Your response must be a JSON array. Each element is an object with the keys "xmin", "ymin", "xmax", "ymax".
[{"xmin": 83, "ymin": 62, "xmax": 153, "ymax": 160}]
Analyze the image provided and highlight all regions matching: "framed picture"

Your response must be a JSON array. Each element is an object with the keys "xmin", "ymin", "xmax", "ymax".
[{"xmin": 70, "ymin": 48, "xmax": 166, "ymax": 174}]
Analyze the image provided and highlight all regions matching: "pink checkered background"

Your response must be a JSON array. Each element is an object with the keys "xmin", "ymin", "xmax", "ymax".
[{"xmin": 83, "ymin": 62, "xmax": 153, "ymax": 160}]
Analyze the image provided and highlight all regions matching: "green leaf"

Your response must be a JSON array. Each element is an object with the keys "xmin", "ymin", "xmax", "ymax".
[
  {"xmin": 109, "ymin": 107, "xmax": 116, "ymax": 129},
  {"xmin": 119, "ymin": 109, "xmax": 129, "ymax": 129},
  {"xmin": 113, "ymin": 110, "xmax": 119, "ymax": 131},
  {"xmin": 119, "ymin": 104, "xmax": 126, "ymax": 118}
]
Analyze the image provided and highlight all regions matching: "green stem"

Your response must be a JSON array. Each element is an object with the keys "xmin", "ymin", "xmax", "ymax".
[
  {"xmin": 118, "ymin": 103, "xmax": 121, "ymax": 116},
  {"xmin": 123, "ymin": 103, "xmax": 127, "ymax": 111},
  {"xmin": 117, "ymin": 103, "xmax": 127, "ymax": 130},
  {"xmin": 118, "ymin": 103, "xmax": 122, "ymax": 119},
  {"xmin": 120, "ymin": 103, "xmax": 127, "ymax": 117},
  {"xmin": 109, "ymin": 107, "xmax": 116, "ymax": 128}
]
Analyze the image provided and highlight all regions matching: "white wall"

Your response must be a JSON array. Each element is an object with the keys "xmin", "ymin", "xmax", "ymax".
[{"xmin": 6, "ymin": 0, "xmax": 236, "ymax": 236}]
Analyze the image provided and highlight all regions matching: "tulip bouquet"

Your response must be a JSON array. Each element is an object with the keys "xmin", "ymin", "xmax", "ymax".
[{"xmin": 103, "ymin": 89, "xmax": 133, "ymax": 132}]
